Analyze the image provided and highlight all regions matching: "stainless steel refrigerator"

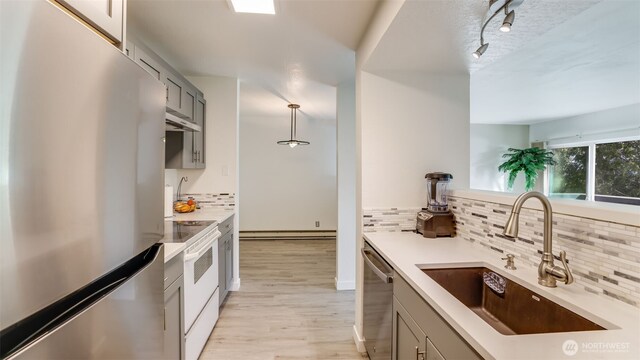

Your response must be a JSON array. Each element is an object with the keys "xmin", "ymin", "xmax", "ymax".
[{"xmin": 1, "ymin": 1, "xmax": 166, "ymax": 358}]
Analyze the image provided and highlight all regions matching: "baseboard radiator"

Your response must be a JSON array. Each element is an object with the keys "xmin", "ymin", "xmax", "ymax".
[{"xmin": 240, "ymin": 230, "xmax": 336, "ymax": 240}]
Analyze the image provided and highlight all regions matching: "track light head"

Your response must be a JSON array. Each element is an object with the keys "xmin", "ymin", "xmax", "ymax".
[
  {"xmin": 500, "ymin": 10, "xmax": 515, "ymax": 32},
  {"xmin": 472, "ymin": 43, "xmax": 489, "ymax": 59}
]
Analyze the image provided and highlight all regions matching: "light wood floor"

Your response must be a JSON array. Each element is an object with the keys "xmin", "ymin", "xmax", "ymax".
[{"xmin": 199, "ymin": 239, "xmax": 367, "ymax": 360}]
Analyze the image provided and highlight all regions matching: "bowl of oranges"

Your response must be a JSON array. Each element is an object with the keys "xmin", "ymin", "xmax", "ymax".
[{"xmin": 174, "ymin": 198, "xmax": 197, "ymax": 213}]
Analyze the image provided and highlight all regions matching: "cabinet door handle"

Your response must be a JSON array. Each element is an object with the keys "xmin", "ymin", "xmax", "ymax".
[
  {"xmin": 415, "ymin": 346, "xmax": 425, "ymax": 360},
  {"xmin": 163, "ymin": 307, "xmax": 166, "ymax": 331}
]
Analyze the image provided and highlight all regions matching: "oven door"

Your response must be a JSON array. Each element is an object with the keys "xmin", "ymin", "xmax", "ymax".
[{"xmin": 183, "ymin": 227, "xmax": 221, "ymax": 332}]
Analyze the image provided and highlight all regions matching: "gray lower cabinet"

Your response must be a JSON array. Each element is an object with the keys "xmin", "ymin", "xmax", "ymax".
[
  {"xmin": 218, "ymin": 216, "xmax": 234, "ymax": 305},
  {"xmin": 225, "ymin": 234, "xmax": 233, "ymax": 293},
  {"xmin": 393, "ymin": 274, "xmax": 481, "ymax": 360},
  {"xmin": 393, "ymin": 297, "xmax": 426, "ymax": 360},
  {"xmin": 164, "ymin": 253, "xmax": 185, "ymax": 360}
]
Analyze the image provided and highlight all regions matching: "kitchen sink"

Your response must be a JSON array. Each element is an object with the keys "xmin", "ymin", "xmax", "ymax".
[{"xmin": 422, "ymin": 266, "xmax": 607, "ymax": 335}]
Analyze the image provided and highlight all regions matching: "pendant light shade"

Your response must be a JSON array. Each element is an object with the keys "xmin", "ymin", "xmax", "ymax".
[{"xmin": 277, "ymin": 103, "xmax": 310, "ymax": 147}]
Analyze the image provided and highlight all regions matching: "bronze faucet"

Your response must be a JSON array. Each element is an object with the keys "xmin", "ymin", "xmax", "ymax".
[{"xmin": 503, "ymin": 191, "xmax": 574, "ymax": 287}]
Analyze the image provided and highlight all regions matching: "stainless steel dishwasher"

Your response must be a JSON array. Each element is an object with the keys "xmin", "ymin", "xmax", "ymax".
[{"xmin": 362, "ymin": 242, "xmax": 394, "ymax": 360}]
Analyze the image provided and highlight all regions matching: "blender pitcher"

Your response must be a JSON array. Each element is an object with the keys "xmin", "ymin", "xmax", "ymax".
[{"xmin": 426, "ymin": 172, "xmax": 453, "ymax": 212}]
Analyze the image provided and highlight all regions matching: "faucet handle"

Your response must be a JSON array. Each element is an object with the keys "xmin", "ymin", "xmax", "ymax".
[
  {"xmin": 559, "ymin": 251, "xmax": 574, "ymax": 284},
  {"xmin": 502, "ymin": 253, "xmax": 517, "ymax": 270}
]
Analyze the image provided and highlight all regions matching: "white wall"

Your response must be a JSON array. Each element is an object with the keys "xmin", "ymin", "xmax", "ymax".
[
  {"xmin": 239, "ymin": 114, "xmax": 337, "ymax": 231},
  {"xmin": 336, "ymin": 80, "xmax": 356, "ymax": 290},
  {"xmin": 175, "ymin": 75, "xmax": 241, "ymax": 290},
  {"xmin": 354, "ymin": 69, "xmax": 470, "ymax": 349},
  {"xmin": 178, "ymin": 76, "xmax": 239, "ymax": 194},
  {"xmin": 361, "ymin": 71, "xmax": 470, "ymax": 209},
  {"xmin": 357, "ymin": 0, "xmax": 405, "ymax": 69},
  {"xmin": 470, "ymin": 124, "xmax": 530, "ymax": 193},
  {"xmin": 530, "ymin": 103, "xmax": 640, "ymax": 145}
]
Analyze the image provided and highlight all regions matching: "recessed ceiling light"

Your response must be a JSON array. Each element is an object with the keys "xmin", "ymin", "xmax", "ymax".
[{"xmin": 228, "ymin": 0, "xmax": 276, "ymax": 15}]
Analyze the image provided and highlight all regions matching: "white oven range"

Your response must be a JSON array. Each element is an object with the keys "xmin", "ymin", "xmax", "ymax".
[{"xmin": 168, "ymin": 221, "xmax": 221, "ymax": 360}]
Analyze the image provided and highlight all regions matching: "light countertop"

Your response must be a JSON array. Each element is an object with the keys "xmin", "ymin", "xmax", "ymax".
[
  {"xmin": 161, "ymin": 209, "xmax": 235, "ymax": 262},
  {"xmin": 364, "ymin": 232, "xmax": 640, "ymax": 360}
]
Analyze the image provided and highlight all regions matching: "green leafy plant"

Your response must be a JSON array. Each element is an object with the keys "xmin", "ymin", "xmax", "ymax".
[{"xmin": 498, "ymin": 147, "xmax": 556, "ymax": 191}]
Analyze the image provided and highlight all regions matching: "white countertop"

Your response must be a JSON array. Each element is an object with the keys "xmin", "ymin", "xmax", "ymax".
[
  {"xmin": 161, "ymin": 209, "xmax": 235, "ymax": 263},
  {"xmin": 364, "ymin": 232, "xmax": 640, "ymax": 360}
]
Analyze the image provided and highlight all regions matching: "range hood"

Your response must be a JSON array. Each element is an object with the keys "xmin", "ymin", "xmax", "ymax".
[{"xmin": 166, "ymin": 112, "xmax": 201, "ymax": 132}]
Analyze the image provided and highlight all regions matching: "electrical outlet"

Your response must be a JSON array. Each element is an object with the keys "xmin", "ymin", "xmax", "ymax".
[{"xmin": 315, "ymin": 221, "xmax": 320, "ymax": 228}]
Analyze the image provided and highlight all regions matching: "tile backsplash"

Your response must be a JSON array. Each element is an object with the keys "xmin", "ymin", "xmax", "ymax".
[
  {"xmin": 363, "ymin": 208, "xmax": 419, "ymax": 233},
  {"xmin": 180, "ymin": 193, "xmax": 235, "ymax": 210},
  {"xmin": 364, "ymin": 196, "xmax": 640, "ymax": 308}
]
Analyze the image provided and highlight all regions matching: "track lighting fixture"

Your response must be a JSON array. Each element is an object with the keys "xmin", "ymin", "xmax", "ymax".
[
  {"xmin": 500, "ymin": 10, "xmax": 515, "ymax": 32},
  {"xmin": 472, "ymin": 0, "xmax": 525, "ymax": 59},
  {"xmin": 472, "ymin": 43, "xmax": 489, "ymax": 59}
]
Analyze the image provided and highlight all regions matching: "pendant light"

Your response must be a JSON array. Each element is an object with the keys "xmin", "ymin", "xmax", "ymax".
[{"xmin": 277, "ymin": 103, "xmax": 310, "ymax": 148}]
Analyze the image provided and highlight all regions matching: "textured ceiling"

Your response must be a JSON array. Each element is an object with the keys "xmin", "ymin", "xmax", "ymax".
[
  {"xmin": 128, "ymin": 0, "xmax": 379, "ymax": 120},
  {"xmin": 472, "ymin": 0, "xmax": 640, "ymax": 124},
  {"xmin": 361, "ymin": 0, "xmax": 639, "ymax": 126},
  {"xmin": 363, "ymin": 0, "xmax": 604, "ymax": 74}
]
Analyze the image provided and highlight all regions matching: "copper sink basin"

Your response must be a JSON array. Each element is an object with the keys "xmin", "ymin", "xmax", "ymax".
[{"xmin": 422, "ymin": 267, "xmax": 607, "ymax": 335}]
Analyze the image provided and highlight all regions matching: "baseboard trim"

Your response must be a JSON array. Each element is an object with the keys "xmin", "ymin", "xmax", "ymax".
[
  {"xmin": 240, "ymin": 230, "xmax": 336, "ymax": 240},
  {"xmin": 229, "ymin": 278, "xmax": 241, "ymax": 291},
  {"xmin": 335, "ymin": 277, "xmax": 356, "ymax": 291},
  {"xmin": 352, "ymin": 324, "xmax": 366, "ymax": 353}
]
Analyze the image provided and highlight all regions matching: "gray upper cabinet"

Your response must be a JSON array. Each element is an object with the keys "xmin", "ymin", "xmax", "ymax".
[
  {"xmin": 134, "ymin": 46, "xmax": 165, "ymax": 83},
  {"xmin": 166, "ymin": 74, "xmax": 197, "ymax": 121},
  {"xmin": 194, "ymin": 93, "xmax": 206, "ymax": 168},
  {"xmin": 55, "ymin": 0, "xmax": 124, "ymax": 44},
  {"xmin": 127, "ymin": 36, "xmax": 206, "ymax": 169},
  {"xmin": 181, "ymin": 131, "xmax": 197, "ymax": 169},
  {"xmin": 165, "ymin": 75, "xmax": 183, "ymax": 114},
  {"xmin": 183, "ymin": 87, "xmax": 196, "ymax": 121}
]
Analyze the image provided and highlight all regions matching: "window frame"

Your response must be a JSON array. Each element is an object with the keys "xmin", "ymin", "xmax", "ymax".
[{"xmin": 545, "ymin": 135, "xmax": 640, "ymax": 203}]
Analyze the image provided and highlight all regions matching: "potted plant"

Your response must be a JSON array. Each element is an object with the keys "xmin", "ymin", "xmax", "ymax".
[{"xmin": 498, "ymin": 147, "xmax": 556, "ymax": 191}]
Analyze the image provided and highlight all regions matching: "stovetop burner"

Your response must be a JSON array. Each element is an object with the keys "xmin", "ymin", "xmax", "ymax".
[{"xmin": 164, "ymin": 220, "xmax": 216, "ymax": 243}]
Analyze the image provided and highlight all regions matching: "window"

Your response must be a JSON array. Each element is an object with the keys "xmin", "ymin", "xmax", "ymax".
[
  {"xmin": 548, "ymin": 146, "xmax": 588, "ymax": 200},
  {"xmin": 547, "ymin": 139, "xmax": 640, "ymax": 206},
  {"xmin": 595, "ymin": 140, "xmax": 640, "ymax": 205}
]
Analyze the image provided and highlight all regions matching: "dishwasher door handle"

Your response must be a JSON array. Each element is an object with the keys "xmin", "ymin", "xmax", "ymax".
[{"xmin": 362, "ymin": 247, "xmax": 393, "ymax": 283}]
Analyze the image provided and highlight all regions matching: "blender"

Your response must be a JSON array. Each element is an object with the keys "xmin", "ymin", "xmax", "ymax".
[{"xmin": 416, "ymin": 172, "xmax": 455, "ymax": 238}]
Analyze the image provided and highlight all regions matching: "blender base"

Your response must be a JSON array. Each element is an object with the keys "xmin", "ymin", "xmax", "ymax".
[{"xmin": 418, "ymin": 211, "xmax": 455, "ymax": 238}]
